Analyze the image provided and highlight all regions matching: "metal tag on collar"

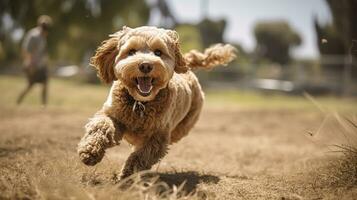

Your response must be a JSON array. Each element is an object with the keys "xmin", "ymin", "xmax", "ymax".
[{"xmin": 133, "ymin": 100, "xmax": 145, "ymax": 118}]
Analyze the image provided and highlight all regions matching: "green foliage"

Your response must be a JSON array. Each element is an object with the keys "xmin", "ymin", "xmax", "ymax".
[
  {"xmin": 254, "ymin": 21, "xmax": 302, "ymax": 65},
  {"xmin": 175, "ymin": 24, "xmax": 203, "ymax": 53},
  {"xmin": 0, "ymin": 0, "xmax": 150, "ymax": 65}
]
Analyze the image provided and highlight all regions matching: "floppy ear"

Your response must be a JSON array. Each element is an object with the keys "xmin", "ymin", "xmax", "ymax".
[
  {"xmin": 90, "ymin": 27, "xmax": 130, "ymax": 84},
  {"xmin": 166, "ymin": 30, "xmax": 188, "ymax": 74}
]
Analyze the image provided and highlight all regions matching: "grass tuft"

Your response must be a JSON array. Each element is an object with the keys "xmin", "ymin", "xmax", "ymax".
[{"xmin": 315, "ymin": 115, "xmax": 357, "ymax": 189}]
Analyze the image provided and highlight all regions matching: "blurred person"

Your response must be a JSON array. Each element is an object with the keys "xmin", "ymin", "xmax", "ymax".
[{"xmin": 17, "ymin": 15, "xmax": 52, "ymax": 106}]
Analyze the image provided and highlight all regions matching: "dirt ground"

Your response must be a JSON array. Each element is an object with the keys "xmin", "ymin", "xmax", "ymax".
[{"xmin": 0, "ymin": 75, "xmax": 356, "ymax": 199}]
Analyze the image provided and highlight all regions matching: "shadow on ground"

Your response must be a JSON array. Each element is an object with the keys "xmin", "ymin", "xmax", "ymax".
[{"xmin": 157, "ymin": 171, "xmax": 220, "ymax": 194}]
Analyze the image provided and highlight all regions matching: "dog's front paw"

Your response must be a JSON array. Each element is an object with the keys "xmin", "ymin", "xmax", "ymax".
[
  {"xmin": 78, "ymin": 139, "xmax": 105, "ymax": 166},
  {"xmin": 78, "ymin": 116, "xmax": 119, "ymax": 166}
]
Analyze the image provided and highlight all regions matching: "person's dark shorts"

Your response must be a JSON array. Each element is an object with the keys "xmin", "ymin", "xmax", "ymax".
[{"xmin": 25, "ymin": 66, "xmax": 48, "ymax": 84}]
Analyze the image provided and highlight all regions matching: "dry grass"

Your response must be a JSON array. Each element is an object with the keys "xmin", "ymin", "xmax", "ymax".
[
  {"xmin": 0, "ymin": 75, "xmax": 357, "ymax": 199},
  {"xmin": 0, "ymin": 107, "xmax": 212, "ymax": 200},
  {"xmin": 330, "ymin": 144, "xmax": 357, "ymax": 187},
  {"xmin": 316, "ymin": 115, "xmax": 357, "ymax": 189}
]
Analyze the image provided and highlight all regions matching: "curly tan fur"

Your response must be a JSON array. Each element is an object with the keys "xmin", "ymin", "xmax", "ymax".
[
  {"xmin": 90, "ymin": 37, "xmax": 119, "ymax": 84},
  {"xmin": 185, "ymin": 44, "xmax": 237, "ymax": 70},
  {"xmin": 90, "ymin": 27, "xmax": 130, "ymax": 84},
  {"xmin": 166, "ymin": 30, "xmax": 188, "ymax": 73},
  {"xmin": 78, "ymin": 26, "xmax": 236, "ymax": 179}
]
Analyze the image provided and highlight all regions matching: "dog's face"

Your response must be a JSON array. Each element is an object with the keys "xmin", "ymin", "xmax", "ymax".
[{"xmin": 91, "ymin": 26, "xmax": 187, "ymax": 101}]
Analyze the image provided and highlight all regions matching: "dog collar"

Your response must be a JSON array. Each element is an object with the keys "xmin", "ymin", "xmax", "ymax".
[{"xmin": 132, "ymin": 100, "xmax": 145, "ymax": 118}]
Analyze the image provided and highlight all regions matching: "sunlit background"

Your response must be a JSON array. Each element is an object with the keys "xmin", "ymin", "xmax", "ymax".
[{"xmin": 0, "ymin": 0, "xmax": 356, "ymax": 96}]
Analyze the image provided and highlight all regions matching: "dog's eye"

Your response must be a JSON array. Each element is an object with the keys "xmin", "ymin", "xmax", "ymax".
[
  {"xmin": 128, "ymin": 49, "xmax": 136, "ymax": 56},
  {"xmin": 154, "ymin": 49, "xmax": 162, "ymax": 57}
]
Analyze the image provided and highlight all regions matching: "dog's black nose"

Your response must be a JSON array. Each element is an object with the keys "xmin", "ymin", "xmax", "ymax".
[{"xmin": 139, "ymin": 63, "xmax": 153, "ymax": 74}]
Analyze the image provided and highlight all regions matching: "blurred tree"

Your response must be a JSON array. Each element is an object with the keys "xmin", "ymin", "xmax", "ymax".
[
  {"xmin": 326, "ymin": 0, "xmax": 357, "ymax": 53},
  {"xmin": 316, "ymin": 0, "xmax": 357, "ymax": 95},
  {"xmin": 253, "ymin": 21, "xmax": 302, "ymax": 65},
  {"xmin": 314, "ymin": 18, "xmax": 346, "ymax": 56},
  {"xmin": 315, "ymin": 0, "xmax": 357, "ymax": 56},
  {"xmin": 197, "ymin": 18, "xmax": 226, "ymax": 48},
  {"xmin": 153, "ymin": 0, "xmax": 177, "ymax": 28},
  {"xmin": 314, "ymin": 17, "xmax": 347, "ymax": 75},
  {"xmin": 0, "ymin": 0, "xmax": 150, "ymax": 65}
]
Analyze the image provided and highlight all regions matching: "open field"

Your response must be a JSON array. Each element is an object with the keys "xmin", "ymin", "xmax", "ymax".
[{"xmin": 0, "ymin": 75, "xmax": 356, "ymax": 199}]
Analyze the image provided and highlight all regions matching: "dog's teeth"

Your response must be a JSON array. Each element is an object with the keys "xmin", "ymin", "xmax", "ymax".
[{"xmin": 137, "ymin": 85, "xmax": 152, "ymax": 94}]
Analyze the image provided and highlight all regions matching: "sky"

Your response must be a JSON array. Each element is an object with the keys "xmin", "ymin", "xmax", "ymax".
[{"xmin": 164, "ymin": 0, "xmax": 332, "ymax": 59}]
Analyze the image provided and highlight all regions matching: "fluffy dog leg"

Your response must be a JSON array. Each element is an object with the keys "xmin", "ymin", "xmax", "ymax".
[
  {"xmin": 119, "ymin": 133, "xmax": 168, "ymax": 179},
  {"xmin": 78, "ymin": 113, "xmax": 122, "ymax": 166}
]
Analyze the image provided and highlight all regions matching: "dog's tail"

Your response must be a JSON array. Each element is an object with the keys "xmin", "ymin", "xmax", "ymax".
[{"xmin": 184, "ymin": 44, "xmax": 237, "ymax": 70}]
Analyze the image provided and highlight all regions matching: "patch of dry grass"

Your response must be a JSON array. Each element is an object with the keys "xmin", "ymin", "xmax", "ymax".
[
  {"xmin": 288, "ymin": 114, "xmax": 357, "ymax": 199},
  {"xmin": 0, "ymin": 148, "xmax": 214, "ymax": 200},
  {"xmin": 321, "ymin": 115, "xmax": 357, "ymax": 188},
  {"xmin": 1, "ymin": 75, "xmax": 357, "ymax": 199},
  {"xmin": 0, "ymin": 107, "xmax": 213, "ymax": 200},
  {"xmin": 330, "ymin": 144, "xmax": 357, "ymax": 187}
]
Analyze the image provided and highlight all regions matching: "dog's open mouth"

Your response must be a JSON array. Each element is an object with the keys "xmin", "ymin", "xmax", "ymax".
[{"xmin": 136, "ymin": 77, "xmax": 153, "ymax": 97}]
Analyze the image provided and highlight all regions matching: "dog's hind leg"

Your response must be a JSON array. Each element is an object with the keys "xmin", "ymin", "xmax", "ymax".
[
  {"xmin": 78, "ymin": 111, "xmax": 123, "ymax": 166},
  {"xmin": 119, "ymin": 133, "xmax": 168, "ymax": 179},
  {"xmin": 170, "ymin": 91, "xmax": 204, "ymax": 143}
]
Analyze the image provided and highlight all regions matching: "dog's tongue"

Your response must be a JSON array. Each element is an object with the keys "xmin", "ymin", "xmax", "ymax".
[{"xmin": 137, "ymin": 77, "xmax": 153, "ymax": 94}]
